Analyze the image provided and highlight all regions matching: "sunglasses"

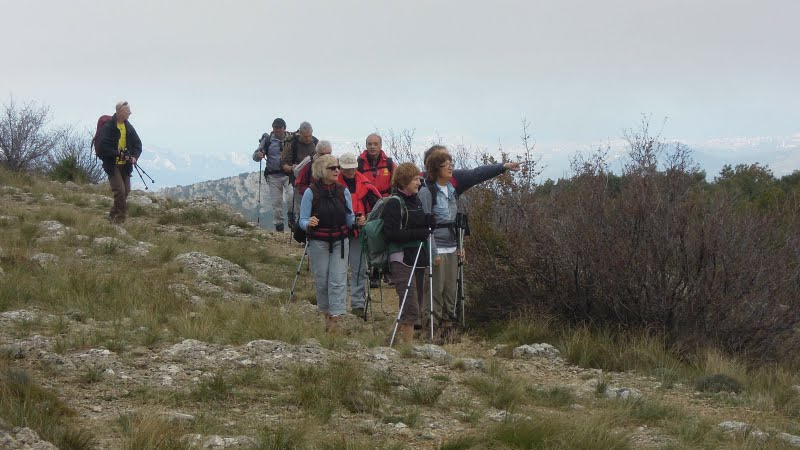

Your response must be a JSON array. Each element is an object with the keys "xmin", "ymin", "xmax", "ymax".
[{"xmin": 326, "ymin": 166, "xmax": 341, "ymax": 171}]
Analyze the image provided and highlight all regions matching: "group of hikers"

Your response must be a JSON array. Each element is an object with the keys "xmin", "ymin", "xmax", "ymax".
[
  {"xmin": 252, "ymin": 118, "xmax": 522, "ymax": 344},
  {"xmin": 92, "ymin": 103, "xmax": 522, "ymax": 345}
]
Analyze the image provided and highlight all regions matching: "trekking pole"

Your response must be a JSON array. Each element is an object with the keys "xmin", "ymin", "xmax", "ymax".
[
  {"xmin": 257, "ymin": 160, "xmax": 262, "ymax": 225},
  {"xmin": 356, "ymin": 239, "xmax": 368, "ymax": 322},
  {"xmin": 133, "ymin": 164, "xmax": 149, "ymax": 190},
  {"xmin": 428, "ymin": 232, "xmax": 435, "ymax": 342},
  {"xmin": 457, "ymin": 227, "xmax": 466, "ymax": 327},
  {"xmin": 389, "ymin": 241, "xmax": 424, "ymax": 347},
  {"xmin": 287, "ymin": 239, "xmax": 309, "ymax": 303},
  {"xmin": 134, "ymin": 163, "xmax": 155, "ymax": 184}
]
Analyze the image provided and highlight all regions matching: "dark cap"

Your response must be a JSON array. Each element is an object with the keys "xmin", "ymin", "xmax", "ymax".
[{"xmin": 272, "ymin": 118, "xmax": 286, "ymax": 128}]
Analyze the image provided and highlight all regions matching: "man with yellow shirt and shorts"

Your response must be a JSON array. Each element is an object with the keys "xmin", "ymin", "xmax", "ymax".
[{"xmin": 95, "ymin": 100, "xmax": 143, "ymax": 225}]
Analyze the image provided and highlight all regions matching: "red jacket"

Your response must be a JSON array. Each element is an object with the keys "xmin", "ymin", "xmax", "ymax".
[
  {"xmin": 338, "ymin": 171, "xmax": 382, "ymax": 236},
  {"xmin": 357, "ymin": 150, "xmax": 396, "ymax": 197}
]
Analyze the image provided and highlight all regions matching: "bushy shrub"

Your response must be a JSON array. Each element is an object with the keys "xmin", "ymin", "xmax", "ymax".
[{"xmin": 465, "ymin": 121, "xmax": 800, "ymax": 366}]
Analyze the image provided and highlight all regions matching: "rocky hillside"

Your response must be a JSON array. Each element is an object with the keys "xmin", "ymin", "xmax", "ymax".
[
  {"xmin": 159, "ymin": 171, "xmax": 275, "ymax": 227},
  {"xmin": 2, "ymin": 171, "xmax": 800, "ymax": 449}
]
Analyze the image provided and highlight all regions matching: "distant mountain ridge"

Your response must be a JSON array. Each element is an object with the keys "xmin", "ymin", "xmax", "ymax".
[
  {"xmin": 158, "ymin": 171, "xmax": 276, "ymax": 227},
  {"xmin": 152, "ymin": 134, "xmax": 800, "ymax": 227}
]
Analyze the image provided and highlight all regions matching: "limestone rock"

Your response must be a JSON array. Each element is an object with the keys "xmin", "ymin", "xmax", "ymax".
[{"xmin": 512, "ymin": 343, "xmax": 561, "ymax": 360}]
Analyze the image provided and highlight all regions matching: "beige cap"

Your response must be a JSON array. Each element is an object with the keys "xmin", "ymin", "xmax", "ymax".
[{"xmin": 339, "ymin": 153, "xmax": 358, "ymax": 169}]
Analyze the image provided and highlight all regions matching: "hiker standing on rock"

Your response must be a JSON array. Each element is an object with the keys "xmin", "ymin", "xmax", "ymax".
[
  {"xmin": 253, "ymin": 118, "xmax": 291, "ymax": 232},
  {"xmin": 299, "ymin": 154, "xmax": 357, "ymax": 332},
  {"xmin": 383, "ymin": 162, "xmax": 433, "ymax": 345},
  {"xmin": 281, "ymin": 121, "xmax": 318, "ymax": 229},
  {"xmin": 95, "ymin": 101, "xmax": 142, "ymax": 225},
  {"xmin": 337, "ymin": 153, "xmax": 381, "ymax": 317},
  {"xmin": 419, "ymin": 145, "xmax": 523, "ymax": 337}
]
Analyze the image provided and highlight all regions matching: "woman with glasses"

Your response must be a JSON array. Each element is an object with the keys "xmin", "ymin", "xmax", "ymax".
[
  {"xmin": 418, "ymin": 147, "xmax": 522, "ymax": 341},
  {"xmin": 299, "ymin": 152, "xmax": 358, "ymax": 332}
]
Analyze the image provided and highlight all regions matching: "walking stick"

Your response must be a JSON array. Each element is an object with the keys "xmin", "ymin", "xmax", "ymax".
[
  {"xmin": 457, "ymin": 227, "xmax": 466, "ymax": 326},
  {"xmin": 257, "ymin": 160, "xmax": 262, "ymax": 225},
  {"xmin": 287, "ymin": 239, "xmax": 309, "ymax": 303},
  {"xmin": 134, "ymin": 163, "xmax": 155, "ymax": 184},
  {"xmin": 132, "ymin": 164, "xmax": 148, "ymax": 190},
  {"xmin": 389, "ymin": 242, "xmax": 424, "ymax": 347},
  {"xmin": 428, "ymin": 232, "xmax": 435, "ymax": 342}
]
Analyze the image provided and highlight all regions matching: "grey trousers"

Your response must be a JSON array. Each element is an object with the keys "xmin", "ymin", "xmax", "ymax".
[
  {"xmin": 308, "ymin": 239, "xmax": 349, "ymax": 316},
  {"xmin": 348, "ymin": 236, "xmax": 366, "ymax": 309},
  {"xmin": 108, "ymin": 166, "xmax": 131, "ymax": 223},
  {"xmin": 266, "ymin": 173, "xmax": 291, "ymax": 227},
  {"xmin": 426, "ymin": 252, "xmax": 459, "ymax": 324}
]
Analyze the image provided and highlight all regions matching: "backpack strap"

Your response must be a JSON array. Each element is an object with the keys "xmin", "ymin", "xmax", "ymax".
[
  {"xmin": 427, "ymin": 181, "xmax": 438, "ymax": 209},
  {"xmin": 386, "ymin": 157, "xmax": 394, "ymax": 177}
]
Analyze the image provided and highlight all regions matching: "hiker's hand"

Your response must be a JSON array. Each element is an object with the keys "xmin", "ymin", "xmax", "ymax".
[
  {"xmin": 356, "ymin": 215, "xmax": 366, "ymax": 227},
  {"xmin": 129, "ymin": 156, "xmax": 137, "ymax": 165},
  {"xmin": 424, "ymin": 213, "xmax": 437, "ymax": 229},
  {"xmin": 434, "ymin": 255, "xmax": 441, "ymax": 266},
  {"xmin": 458, "ymin": 249, "xmax": 465, "ymax": 262},
  {"xmin": 504, "ymin": 162, "xmax": 523, "ymax": 171},
  {"xmin": 308, "ymin": 216, "xmax": 319, "ymax": 228},
  {"xmin": 256, "ymin": 151, "xmax": 264, "ymax": 159}
]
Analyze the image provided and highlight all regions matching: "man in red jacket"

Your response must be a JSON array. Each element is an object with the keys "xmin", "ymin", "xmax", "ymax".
[
  {"xmin": 357, "ymin": 133, "xmax": 397, "ymax": 197},
  {"xmin": 338, "ymin": 153, "xmax": 381, "ymax": 316}
]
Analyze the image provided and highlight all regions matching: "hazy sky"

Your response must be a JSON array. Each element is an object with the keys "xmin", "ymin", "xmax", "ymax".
[{"xmin": 2, "ymin": 0, "xmax": 798, "ymax": 167}]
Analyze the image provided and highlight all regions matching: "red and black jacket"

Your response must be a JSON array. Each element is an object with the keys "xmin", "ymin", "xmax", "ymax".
[{"xmin": 357, "ymin": 150, "xmax": 396, "ymax": 196}]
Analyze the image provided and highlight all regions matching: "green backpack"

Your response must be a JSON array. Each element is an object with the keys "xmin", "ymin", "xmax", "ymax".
[{"xmin": 360, "ymin": 194, "xmax": 406, "ymax": 272}]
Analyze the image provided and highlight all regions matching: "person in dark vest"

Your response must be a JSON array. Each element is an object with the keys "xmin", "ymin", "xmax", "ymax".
[
  {"xmin": 337, "ymin": 153, "xmax": 381, "ymax": 317},
  {"xmin": 383, "ymin": 162, "xmax": 434, "ymax": 345},
  {"xmin": 252, "ymin": 117, "xmax": 291, "ymax": 232},
  {"xmin": 299, "ymin": 154, "xmax": 357, "ymax": 332},
  {"xmin": 95, "ymin": 100, "xmax": 142, "ymax": 225}
]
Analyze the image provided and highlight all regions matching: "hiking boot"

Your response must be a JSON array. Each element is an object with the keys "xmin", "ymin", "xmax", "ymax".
[
  {"xmin": 369, "ymin": 278, "xmax": 380, "ymax": 289},
  {"xmin": 275, "ymin": 223, "xmax": 284, "ymax": 232},
  {"xmin": 325, "ymin": 314, "xmax": 342, "ymax": 333},
  {"xmin": 351, "ymin": 307, "xmax": 365, "ymax": 317}
]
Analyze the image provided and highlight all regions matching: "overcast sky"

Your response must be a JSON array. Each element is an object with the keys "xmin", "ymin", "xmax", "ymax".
[{"xmin": 2, "ymin": 0, "xmax": 798, "ymax": 169}]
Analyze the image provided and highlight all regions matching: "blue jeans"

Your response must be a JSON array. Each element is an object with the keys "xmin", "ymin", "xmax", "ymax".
[{"xmin": 308, "ymin": 239, "xmax": 349, "ymax": 316}]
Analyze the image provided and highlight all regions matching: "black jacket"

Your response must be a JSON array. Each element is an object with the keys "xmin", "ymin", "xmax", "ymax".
[
  {"xmin": 96, "ymin": 114, "xmax": 142, "ymax": 176},
  {"xmin": 382, "ymin": 190, "xmax": 430, "ymax": 267}
]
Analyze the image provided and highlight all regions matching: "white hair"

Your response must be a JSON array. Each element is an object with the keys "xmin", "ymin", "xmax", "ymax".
[{"xmin": 315, "ymin": 140, "xmax": 332, "ymax": 155}]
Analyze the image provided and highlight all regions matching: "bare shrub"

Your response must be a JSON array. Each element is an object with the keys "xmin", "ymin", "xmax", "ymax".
[{"xmin": 0, "ymin": 96, "xmax": 63, "ymax": 172}]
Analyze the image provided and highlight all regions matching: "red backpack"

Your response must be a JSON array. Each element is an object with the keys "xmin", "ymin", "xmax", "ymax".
[{"xmin": 92, "ymin": 115, "xmax": 112, "ymax": 157}]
